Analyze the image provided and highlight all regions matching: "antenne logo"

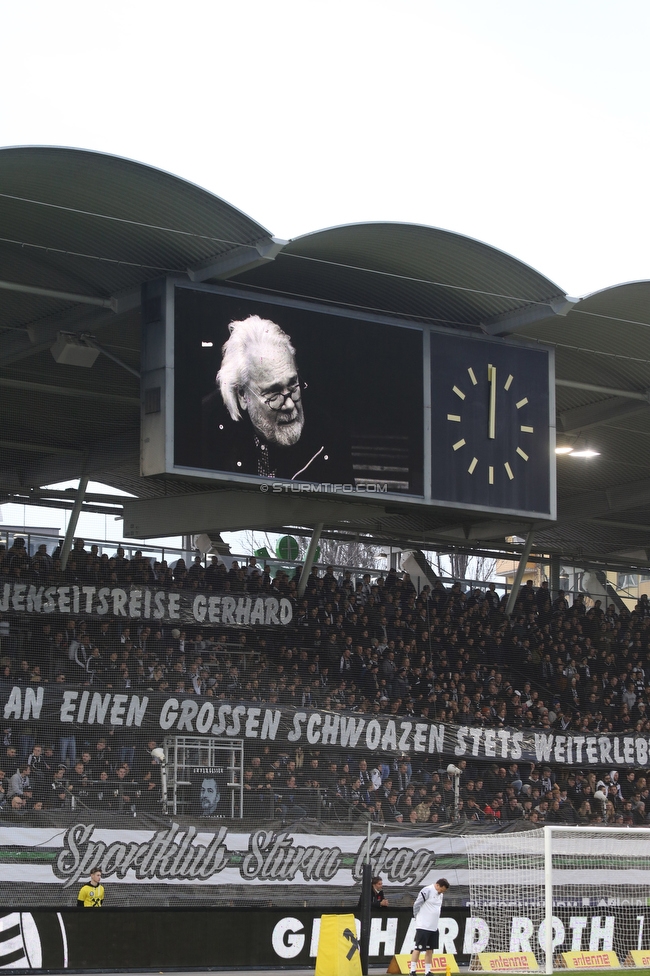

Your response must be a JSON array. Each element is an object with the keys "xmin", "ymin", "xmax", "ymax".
[{"xmin": 0, "ymin": 913, "xmax": 42, "ymax": 968}]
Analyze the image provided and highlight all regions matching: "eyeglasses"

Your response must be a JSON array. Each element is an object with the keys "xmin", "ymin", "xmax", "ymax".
[{"xmin": 247, "ymin": 381, "xmax": 305, "ymax": 410}]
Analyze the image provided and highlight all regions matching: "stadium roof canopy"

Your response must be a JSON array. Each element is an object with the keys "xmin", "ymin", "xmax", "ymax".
[{"xmin": 2, "ymin": 145, "xmax": 650, "ymax": 569}]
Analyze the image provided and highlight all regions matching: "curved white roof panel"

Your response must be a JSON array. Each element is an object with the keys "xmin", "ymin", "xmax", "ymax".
[{"xmin": 1, "ymin": 146, "xmax": 650, "ymax": 565}]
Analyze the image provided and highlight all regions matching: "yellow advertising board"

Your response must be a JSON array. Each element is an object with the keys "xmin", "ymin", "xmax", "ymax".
[
  {"xmin": 315, "ymin": 914, "xmax": 362, "ymax": 976},
  {"xmin": 628, "ymin": 951, "xmax": 650, "ymax": 968},
  {"xmin": 562, "ymin": 951, "xmax": 619, "ymax": 969},
  {"xmin": 477, "ymin": 952, "xmax": 539, "ymax": 971},
  {"xmin": 387, "ymin": 953, "xmax": 458, "ymax": 973}
]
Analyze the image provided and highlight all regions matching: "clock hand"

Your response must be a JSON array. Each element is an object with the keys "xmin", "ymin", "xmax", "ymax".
[{"xmin": 488, "ymin": 364, "xmax": 496, "ymax": 439}]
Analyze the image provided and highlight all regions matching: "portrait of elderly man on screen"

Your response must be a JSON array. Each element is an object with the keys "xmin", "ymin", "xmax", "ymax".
[
  {"xmin": 199, "ymin": 776, "xmax": 221, "ymax": 817},
  {"xmin": 202, "ymin": 314, "xmax": 348, "ymax": 482}
]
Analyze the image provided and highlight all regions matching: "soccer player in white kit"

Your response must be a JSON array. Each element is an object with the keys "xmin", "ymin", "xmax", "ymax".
[{"xmin": 409, "ymin": 878, "xmax": 450, "ymax": 974}]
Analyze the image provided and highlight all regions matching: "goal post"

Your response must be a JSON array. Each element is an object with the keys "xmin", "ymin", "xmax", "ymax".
[{"xmin": 464, "ymin": 825, "xmax": 650, "ymax": 972}]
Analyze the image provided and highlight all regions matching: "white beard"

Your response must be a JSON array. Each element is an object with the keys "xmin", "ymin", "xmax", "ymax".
[
  {"xmin": 248, "ymin": 399, "xmax": 304, "ymax": 446},
  {"xmin": 271, "ymin": 416, "xmax": 304, "ymax": 446}
]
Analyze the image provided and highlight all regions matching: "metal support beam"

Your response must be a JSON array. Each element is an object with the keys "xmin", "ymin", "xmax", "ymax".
[
  {"xmin": 182, "ymin": 535, "xmax": 195, "ymax": 565},
  {"xmin": 297, "ymin": 523, "xmax": 324, "ymax": 598},
  {"xmin": 0, "ymin": 278, "xmax": 114, "ymax": 308},
  {"xmin": 555, "ymin": 378, "xmax": 650, "ymax": 401},
  {"xmin": 81, "ymin": 335, "xmax": 141, "ymax": 379},
  {"xmin": 550, "ymin": 555, "xmax": 561, "ymax": 599},
  {"xmin": 0, "ymin": 306, "xmax": 116, "ymax": 367},
  {"xmin": 559, "ymin": 396, "xmax": 648, "ymax": 433},
  {"xmin": 0, "ymin": 496, "xmax": 120, "ymax": 517},
  {"xmin": 505, "ymin": 529, "xmax": 535, "ymax": 616},
  {"xmin": 59, "ymin": 474, "xmax": 90, "ymax": 571},
  {"xmin": 123, "ymin": 491, "xmax": 376, "ymax": 539},
  {"xmin": 0, "ymin": 377, "xmax": 139, "ymax": 404},
  {"xmin": 14, "ymin": 487, "xmax": 126, "ymax": 504},
  {"xmin": 587, "ymin": 517, "xmax": 650, "ymax": 533},
  {"xmin": 557, "ymin": 476, "xmax": 650, "ymax": 521},
  {"xmin": 0, "ymin": 439, "xmax": 83, "ymax": 456},
  {"xmin": 430, "ymin": 519, "xmax": 533, "ymax": 542},
  {"xmin": 14, "ymin": 428, "xmax": 139, "ymax": 491},
  {"xmin": 482, "ymin": 295, "xmax": 577, "ymax": 336},
  {"xmin": 188, "ymin": 237, "xmax": 286, "ymax": 283}
]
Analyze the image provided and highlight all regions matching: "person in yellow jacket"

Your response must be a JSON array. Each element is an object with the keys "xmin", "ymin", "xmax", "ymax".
[{"xmin": 77, "ymin": 868, "xmax": 104, "ymax": 908}]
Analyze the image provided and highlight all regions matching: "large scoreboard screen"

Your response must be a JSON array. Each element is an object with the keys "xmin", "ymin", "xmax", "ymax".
[
  {"xmin": 144, "ymin": 280, "xmax": 425, "ymax": 497},
  {"xmin": 140, "ymin": 278, "xmax": 554, "ymax": 518}
]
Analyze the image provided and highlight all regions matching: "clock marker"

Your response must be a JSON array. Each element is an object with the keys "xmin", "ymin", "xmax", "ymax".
[
  {"xmin": 516, "ymin": 447, "xmax": 529, "ymax": 461},
  {"xmin": 488, "ymin": 466, "xmax": 494, "ymax": 484},
  {"xmin": 488, "ymin": 364, "xmax": 496, "ymax": 439},
  {"xmin": 520, "ymin": 425, "xmax": 534, "ymax": 433},
  {"xmin": 468, "ymin": 367, "xmax": 477, "ymax": 385},
  {"xmin": 453, "ymin": 385, "xmax": 465, "ymax": 400},
  {"xmin": 453, "ymin": 438, "xmax": 466, "ymax": 451},
  {"xmin": 504, "ymin": 462, "xmax": 514, "ymax": 480},
  {"xmin": 447, "ymin": 414, "xmax": 461, "ymax": 422},
  {"xmin": 516, "ymin": 397, "xmax": 528, "ymax": 409},
  {"xmin": 504, "ymin": 374, "xmax": 514, "ymax": 391},
  {"xmin": 468, "ymin": 457, "xmax": 478, "ymax": 474}
]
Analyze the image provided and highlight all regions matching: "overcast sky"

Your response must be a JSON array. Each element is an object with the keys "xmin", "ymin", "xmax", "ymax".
[
  {"xmin": 2, "ymin": 0, "xmax": 649, "ymax": 299},
  {"xmin": 1, "ymin": 1, "xmax": 648, "ymax": 549}
]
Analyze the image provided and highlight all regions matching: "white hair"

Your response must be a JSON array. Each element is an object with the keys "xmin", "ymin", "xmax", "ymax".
[{"xmin": 216, "ymin": 315, "xmax": 296, "ymax": 421}]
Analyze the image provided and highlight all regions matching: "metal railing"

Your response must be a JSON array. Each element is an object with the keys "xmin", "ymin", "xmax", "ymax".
[
  {"xmin": 1, "ymin": 527, "xmax": 646, "ymax": 612},
  {"xmin": 163, "ymin": 736, "xmax": 244, "ymax": 818}
]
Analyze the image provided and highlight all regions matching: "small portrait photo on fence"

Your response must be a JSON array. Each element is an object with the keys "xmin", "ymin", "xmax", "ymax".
[{"xmin": 191, "ymin": 767, "xmax": 227, "ymax": 818}]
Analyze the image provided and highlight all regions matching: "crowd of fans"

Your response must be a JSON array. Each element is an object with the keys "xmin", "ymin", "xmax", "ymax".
[
  {"xmin": 0, "ymin": 736, "xmax": 162, "ymax": 817},
  {"xmin": 241, "ymin": 750, "xmax": 650, "ymax": 827},
  {"xmin": 2, "ymin": 535, "xmax": 650, "ymax": 825}
]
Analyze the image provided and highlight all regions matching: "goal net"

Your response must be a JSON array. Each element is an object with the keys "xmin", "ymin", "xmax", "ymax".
[{"xmin": 465, "ymin": 826, "xmax": 650, "ymax": 972}]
